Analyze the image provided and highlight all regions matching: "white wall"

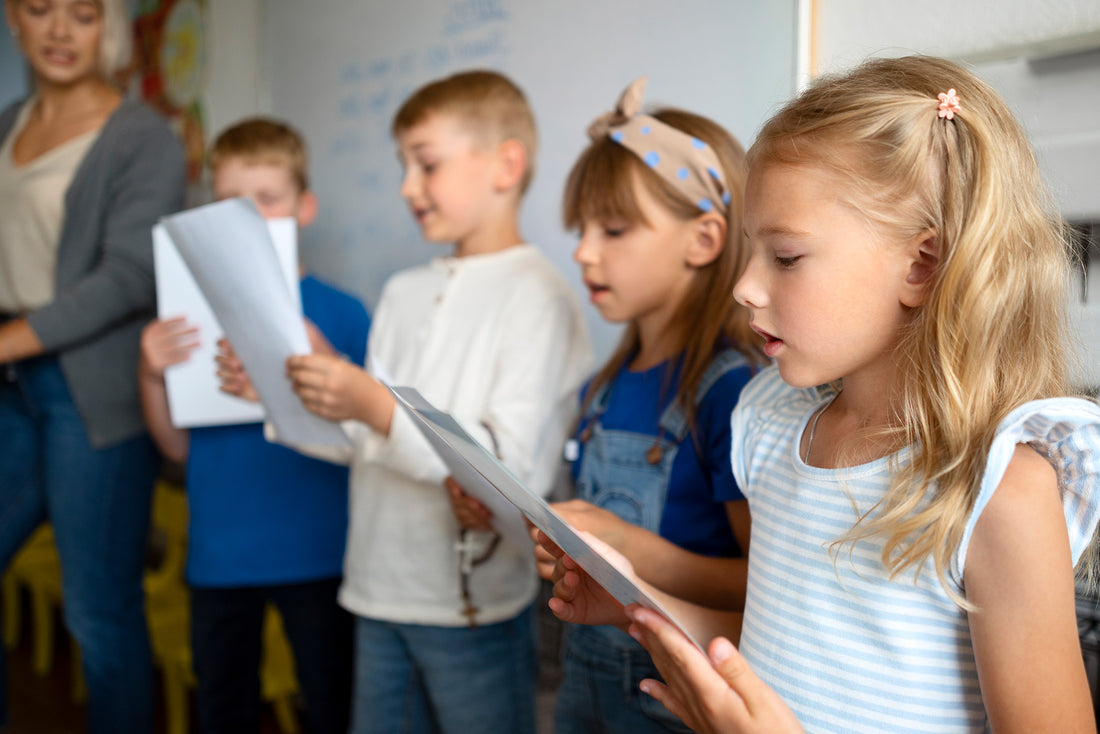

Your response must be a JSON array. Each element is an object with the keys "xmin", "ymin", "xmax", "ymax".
[
  {"xmin": 813, "ymin": 0, "xmax": 1100, "ymax": 73},
  {"xmin": 813, "ymin": 0, "xmax": 1100, "ymax": 385},
  {"xmin": 203, "ymin": 0, "xmax": 267, "ymax": 146}
]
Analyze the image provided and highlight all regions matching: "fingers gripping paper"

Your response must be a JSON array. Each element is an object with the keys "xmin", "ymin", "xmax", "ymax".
[
  {"xmin": 153, "ymin": 217, "xmax": 300, "ymax": 428},
  {"xmin": 388, "ymin": 384, "xmax": 705, "ymax": 652},
  {"xmin": 160, "ymin": 198, "xmax": 349, "ymax": 448}
]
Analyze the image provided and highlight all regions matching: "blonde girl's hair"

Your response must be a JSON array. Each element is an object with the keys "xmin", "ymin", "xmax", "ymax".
[
  {"xmin": 564, "ymin": 108, "xmax": 767, "ymax": 431},
  {"xmin": 749, "ymin": 54, "xmax": 1085, "ymax": 605}
]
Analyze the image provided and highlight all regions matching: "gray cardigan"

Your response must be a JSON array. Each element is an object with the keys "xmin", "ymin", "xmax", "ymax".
[{"xmin": 0, "ymin": 98, "xmax": 186, "ymax": 448}]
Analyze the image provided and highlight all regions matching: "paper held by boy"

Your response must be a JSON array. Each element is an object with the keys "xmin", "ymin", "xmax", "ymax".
[
  {"xmin": 387, "ymin": 383, "xmax": 708, "ymax": 654},
  {"xmin": 155, "ymin": 198, "xmax": 350, "ymax": 448}
]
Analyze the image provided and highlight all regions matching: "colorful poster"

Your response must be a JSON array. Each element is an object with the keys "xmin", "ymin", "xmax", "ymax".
[{"xmin": 132, "ymin": 0, "xmax": 207, "ymax": 182}]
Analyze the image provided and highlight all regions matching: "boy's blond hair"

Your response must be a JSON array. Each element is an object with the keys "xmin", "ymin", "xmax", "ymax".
[
  {"xmin": 391, "ymin": 69, "xmax": 537, "ymax": 194},
  {"xmin": 209, "ymin": 117, "xmax": 309, "ymax": 192}
]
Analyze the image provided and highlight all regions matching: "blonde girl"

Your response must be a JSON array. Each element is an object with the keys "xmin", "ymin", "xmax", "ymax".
[
  {"xmin": 535, "ymin": 78, "xmax": 765, "ymax": 734},
  {"xmin": 540, "ymin": 56, "xmax": 1100, "ymax": 733}
]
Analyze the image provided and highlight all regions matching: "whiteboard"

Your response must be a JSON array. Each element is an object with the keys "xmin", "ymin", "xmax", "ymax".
[{"xmin": 263, "ymin": 0, "xmax": 799, "ymax": 360}]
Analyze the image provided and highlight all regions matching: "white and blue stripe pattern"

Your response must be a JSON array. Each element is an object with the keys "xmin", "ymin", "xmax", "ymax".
[{"xmin": 731, "ymin": 366, "xmax": 1100, "ymax": 733}]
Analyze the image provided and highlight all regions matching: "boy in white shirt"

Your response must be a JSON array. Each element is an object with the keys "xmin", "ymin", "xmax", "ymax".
[{"xmin": 276, "ymin": 70, "xmax": 591, "ymax": 734}]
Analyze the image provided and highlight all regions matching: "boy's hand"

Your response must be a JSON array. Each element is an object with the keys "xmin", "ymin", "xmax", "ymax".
[
  {"xmin": 140, "ymin": 317, "xmax": 199, "ymax": 381},
  {"xmin": 304, "ymin": 319, "xmax": 337, "ymax": 357},
  {"xmin": 215, "ymin": 338, "xmax": 259, "ymax": 402},
  {"xmin": 533, "ymin": 528, "xmax": 631, "ymax": 628},
  {"xmin": 286, "ymin": 353, "xmax": 369, "ymax": 422},
  {"xmin": 626, "ymin": 607, "xmax": 803, "ymax": 734},
  {"xmin": 444, "ymin": 477, "xmax": 494, "ymax": 532}
]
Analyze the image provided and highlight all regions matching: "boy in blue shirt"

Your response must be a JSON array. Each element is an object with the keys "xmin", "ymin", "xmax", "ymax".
[{"xmin": 138, "ymin": 118, "xmax": 370, "ymax": 734}]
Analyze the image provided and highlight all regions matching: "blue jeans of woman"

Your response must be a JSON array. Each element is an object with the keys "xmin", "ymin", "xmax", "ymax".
[
  {"xmin": 0, "ymin": 357, "xmax": 157, "ymax": 733},
  {"xmin": 349, "ymin": 605, "xmax": 538, "ymax": 734}
]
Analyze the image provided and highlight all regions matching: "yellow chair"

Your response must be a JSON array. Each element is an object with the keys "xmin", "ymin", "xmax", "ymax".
[
  {"xmin": 2, "ymin": 524, "xmax": 57, "ymax": 650},
  {"xmin": 3, "ymin": 524, "xmax": 63, "ymax": 675},
  {"xmin": 155, "ymin": 603, "xmax": 302, "ymax": 734},
  {"xmin": 262, "ymin": 604, "xmax": 301, "ymax": 734}
]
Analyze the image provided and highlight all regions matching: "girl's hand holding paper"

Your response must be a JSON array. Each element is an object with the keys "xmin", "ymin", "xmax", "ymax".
[{"xmin": 626, "ymin": 606, "xmax": 803, "ymax": 734}]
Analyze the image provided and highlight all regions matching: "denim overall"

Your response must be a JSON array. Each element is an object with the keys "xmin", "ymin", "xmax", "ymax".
[{"xmin": 554, "ymin": 349, "xmax": 749, "ymax": 734}]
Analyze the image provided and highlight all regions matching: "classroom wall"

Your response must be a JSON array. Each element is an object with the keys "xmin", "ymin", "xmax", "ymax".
[
  {"xmin": 203, "ymin": 0, "xmax": 266, "ymax": 148},
  {"xmin": 813, "ymin": 0, "xmax": 1100, "ymax": 221},
  {"xmin": 812, "ymin": 0, "xmax": 1100, "ymax": 385},
  {"xmin": 254, "ymin": 0, "xmax": 801, "ymax": 362},
  {"xmin": 0, "ymin": 17, "xmax": 29, "ymax": 106}
]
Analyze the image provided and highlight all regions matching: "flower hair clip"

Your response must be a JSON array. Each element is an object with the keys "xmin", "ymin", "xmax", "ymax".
[{"xmin": 937, "ymin": 88, "xmax": 961, "ymax": 120}]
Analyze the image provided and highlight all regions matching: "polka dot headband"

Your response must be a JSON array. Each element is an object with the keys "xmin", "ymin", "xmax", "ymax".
[{"xmin": 587, "ymin": 76, "xmax": 731, "ymax": 216}]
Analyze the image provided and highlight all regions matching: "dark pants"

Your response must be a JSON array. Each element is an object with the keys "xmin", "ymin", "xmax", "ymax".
[
  {"xmin": 0, "ymin": 356, "xmax": 158, "ymax": 733},
  {"xmin": 190, "ymin": 577, "xmax": 353, "ymax": 734}
]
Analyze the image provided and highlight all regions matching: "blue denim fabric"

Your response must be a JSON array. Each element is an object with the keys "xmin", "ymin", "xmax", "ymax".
[
  {"xmin": 349, "ymin": 605, "xmax": 538, "ymax": 734},
  {"xmin": 555, "ymin": 625, "xmax": 692, "ymax": 734},
  {"xmin": 557, "ymin": 350, "xmax": 746, "ymax": 733},
  {"xmin": 0, "ymin": 357, "xmax": 157, "ymax": 733},
  {"xmin": 190, "ymin": 578, "xmax": 353, "ymax": 734}
]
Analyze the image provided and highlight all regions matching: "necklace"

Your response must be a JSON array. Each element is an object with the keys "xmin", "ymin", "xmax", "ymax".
[{"xmin": 804, "ymin": 392, "xmax": 840, "ymax": 465}]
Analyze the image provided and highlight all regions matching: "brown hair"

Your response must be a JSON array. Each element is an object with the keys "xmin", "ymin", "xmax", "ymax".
[
  {"xmin": 209, "ymin": 117, "xmax": 309, "ymax": 192},
  {"xmin": 391, "ymin": 69, "xmax": 537, "ymax": 194},
  {"xmin": 750, "ymin": 55, "xmax": 1086, "ymax": 603},
  {"xmin": 564, "ymin": 108, "xmax": 766, "ymax": 430}
]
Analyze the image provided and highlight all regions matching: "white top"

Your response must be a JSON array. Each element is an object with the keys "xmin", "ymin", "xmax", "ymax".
[
  {"xmin": 299, "ymin": 244, "xmax": 592, "ymax": 626},
  {"xmin": 0, "ymin": 100, "xmax": 100, "ymax": 313},
  {"xmin": 730, "ymin": 365, "xmax": 1100, "ymax": 733}
]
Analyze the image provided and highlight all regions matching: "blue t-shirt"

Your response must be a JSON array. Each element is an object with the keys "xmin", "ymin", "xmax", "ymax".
[
  {"xmin": 185, "ymin": 275, "xmax": 370, "ymax": 587},
  {"xmin": 570, "ymin": 357, "xmax": 753, "ymax": 557}
]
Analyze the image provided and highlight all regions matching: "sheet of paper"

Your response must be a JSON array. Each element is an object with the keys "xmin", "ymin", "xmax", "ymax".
[
  {"xmin": 389, "ymin": 387, "xmax": 531, "ymax": 550},
  {"xmin": 388, "ymin": 385, "xmax": 706, "ymax": 653},
  {"xmin": 153, "ymin": 219, "xmax": 299, "ymax": 428},
  {"xmin": 160, "ymin": 198, "xmax": 350, "ymax": 448}
]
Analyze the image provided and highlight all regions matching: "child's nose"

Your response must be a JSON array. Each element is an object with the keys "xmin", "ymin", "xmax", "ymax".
[
  {"xmin": 733, "ymin": 255, "xmax": 764, "ymax": 308},
  {"xmin": 399, "ymin": 169, "xmax": 418, "ymax": 200},
  {"xmin": 572, "ymin": 231, "xmax": 597, "ymax": 265}
]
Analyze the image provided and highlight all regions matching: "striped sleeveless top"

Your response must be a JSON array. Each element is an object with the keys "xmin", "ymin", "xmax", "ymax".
[{"xmin": 731, "ymin": 366, "xmax": 1100, "ymax": 733}]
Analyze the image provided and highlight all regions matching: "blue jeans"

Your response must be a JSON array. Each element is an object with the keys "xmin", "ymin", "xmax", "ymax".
[
  {"xmin": 555, "ymin": 625, "xmax": 692, "ymax": 734},
  {"xmin": 349, "ymin": 605, "xmax": 538, "ymax": 734},
  {"xmin": 0, "ymin": 357, "xmax": 158, "ymax": 733},
  {"xmin": 190, "ymin": 578, "xmax": 353, "ymax": 734}
]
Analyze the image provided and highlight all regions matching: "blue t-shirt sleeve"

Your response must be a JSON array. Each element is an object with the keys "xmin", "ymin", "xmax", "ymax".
[
  {"xmin": 301, "ymin": 275, "xmax": 371, "ymax": 364},
  {"xmin": 338, "ymin": 300, "xmax": 370, "ymax": 365},
  {"xmin": 700, "ymin": 364, "xmax": 755, "ymax": 503}
]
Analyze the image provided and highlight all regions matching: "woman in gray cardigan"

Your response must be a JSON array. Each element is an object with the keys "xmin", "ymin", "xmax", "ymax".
[{"xmin": 0, "ymin": 2, "xmax": 184, "ymax": 731}]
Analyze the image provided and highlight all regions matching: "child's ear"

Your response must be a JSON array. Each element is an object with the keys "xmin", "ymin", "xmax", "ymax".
[
  {"xmin": 295, "ymin": 190, "xmax": 319, "ymax": 228},
  {"xmin": 900, "ymin": 229, "xmax": 939, "ymax": 308},
  {"xmin": 492, "ymin": 139, "xmax": 528, "ymax": 192},
  {"xmin": 684, "ymin": 212, "xmax": 726, "ymax": 268}
]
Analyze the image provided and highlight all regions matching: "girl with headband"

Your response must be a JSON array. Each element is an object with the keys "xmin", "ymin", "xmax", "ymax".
[
  {"xmin": 532, "ymin": 77, "xmax": 766, "ymax": 733},
  {"xmin": 539, "ymin": 55, "xmax": 1100, "ymax": 733}
]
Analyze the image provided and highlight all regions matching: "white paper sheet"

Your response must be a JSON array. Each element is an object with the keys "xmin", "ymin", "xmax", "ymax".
[
  {"xmin": 160, "ymin": 198, "xmax": 350, "ymax": 448},
  {"xmin": 388, "ymin": 384, "xmax": 705, "ymax": 653},
  {"xmin": 153, "ymin": 218, "xmax": 300, "ymax": 428}
]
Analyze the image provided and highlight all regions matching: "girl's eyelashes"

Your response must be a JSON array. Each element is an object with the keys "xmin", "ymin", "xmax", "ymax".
[
  {"xmin": 599, "ymin": 220, "xmax": 630, "ymax": 237},
  {"xmin": 774, "ymin": 254, "xmax": 801, "ymax": 269}
]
